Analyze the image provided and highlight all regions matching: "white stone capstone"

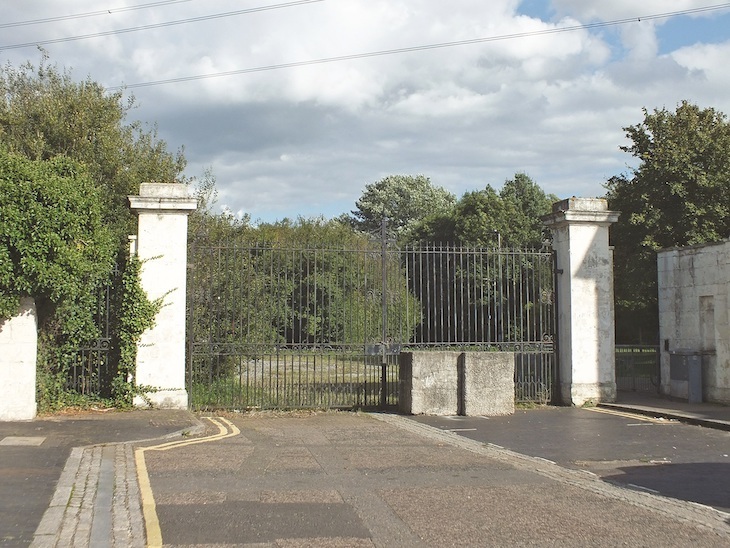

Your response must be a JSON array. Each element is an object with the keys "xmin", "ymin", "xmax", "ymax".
[
  {"xmin": 129, "ymin": 183, "xmax": 197, "ymax": 409},
  {"xmin": 543, "ymin": 197, "xmax": 620, "ymax": 406},
  {"xmin": 0, "ymin": 298, "xmax": 38, "ymax": 421}
]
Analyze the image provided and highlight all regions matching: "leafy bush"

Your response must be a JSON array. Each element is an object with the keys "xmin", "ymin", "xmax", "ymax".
[
  {"xmin": 0, "ymin": 150, "xmax": 115, "ymax": 328},
  {"xmin": 0, "ymin": 150, "xmax": 118, "ymax": 409}
]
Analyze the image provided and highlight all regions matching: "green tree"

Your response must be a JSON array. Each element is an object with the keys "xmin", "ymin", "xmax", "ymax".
[
  {"xmin": 412, "ymin": 173, "xmax": 555, "ymax": 248},
  {"xmin": 606, "ymin": 101, "xmax": 730, "ymax": 343},
  {"xmin": 500, "ymin": 173, "xmax": 558, "ymax": 248},
  {"xmin": 453, "ymin": 185, "xmax": 518, "ymax": 247},
  {"xmin": 346, "ymin": 175, "xmax": 456, "ymax": 241},
  {"xmin": 0, "ymin": 54, "xmax": 186, "ymax": 242}
]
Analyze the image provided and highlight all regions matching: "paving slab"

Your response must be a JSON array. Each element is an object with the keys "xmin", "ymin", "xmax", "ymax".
[
  {"xmin": 140, "ymin": 412, "xmax": 730, "ymax": 547},
  {"xmin": 8, "ymin": 400, "xmax": 730, "ymax": 547}
]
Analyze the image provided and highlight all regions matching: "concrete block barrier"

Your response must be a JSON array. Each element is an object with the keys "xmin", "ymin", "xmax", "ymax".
[{"xmin": 399, "ymin": 351, "xmax": 514, "ymax": 416}]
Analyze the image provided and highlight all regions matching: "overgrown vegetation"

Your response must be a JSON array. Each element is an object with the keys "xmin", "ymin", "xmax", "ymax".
[
  {"xmin": 0, "ymin": 151, "xmax": 115, "ymax": 323},
  {"xmin": 109, "ymin": 254, "xmax": 163, "ymax": 405},
  {"xmin": 1, "ymin": 54, "xmax": 185, "ymax": 411},
  {"xmin": 0, "ymin": 150, "xmax": 114, "ymax": 410}
]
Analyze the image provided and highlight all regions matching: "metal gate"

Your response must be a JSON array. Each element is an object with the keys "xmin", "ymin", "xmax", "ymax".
[
  {"xmin": 68, "ymin": 263, "xmax": 120, "ymax": 397},
  {"xmin": 187, "ymin": 228, "xmax": 556, "ymax": 410}
]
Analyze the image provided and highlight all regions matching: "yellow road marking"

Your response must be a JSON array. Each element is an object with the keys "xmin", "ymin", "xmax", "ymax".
[
  {"xmin": 583, "ymin": 406, "xmax": 675, "ymax": 424},
  {"xmin": 135, "ymin": 448, "xmax": 162, "ymax": 547},
  {"xmin": 135, "ymin": 417, "xmax": 240, "ymax": 547}
]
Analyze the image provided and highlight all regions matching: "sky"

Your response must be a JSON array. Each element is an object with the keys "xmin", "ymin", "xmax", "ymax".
[{"xmin": 2, "ymin": 0, "xmax": 730, "ymax": 222}]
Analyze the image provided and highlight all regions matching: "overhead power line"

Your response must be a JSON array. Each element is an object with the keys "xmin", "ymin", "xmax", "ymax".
[
  {"xmin": 0, "ymin": 0, "xmax": 325, "ymax": 50},
  {"xmin": 106, "ymin": 2, "xmax": 730, "ymax": 91},
  {"xmin": 0, "ymin": 0, "xmax": 196, "ymax": 29}
]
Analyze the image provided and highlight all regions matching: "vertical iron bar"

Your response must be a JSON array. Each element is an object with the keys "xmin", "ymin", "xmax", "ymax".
[
  {"xmin": 552, "ymin": 248, "xmax": 560, "ymax": 404},
  {"xmin": 380, "ymin": 217, "xmax": 388, "ymax": 409}
]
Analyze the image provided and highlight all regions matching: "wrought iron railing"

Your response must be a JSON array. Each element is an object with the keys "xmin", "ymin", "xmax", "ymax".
[
  {"xmin": 67, "ymin": 264, "xmax": 119, "ymax": 397},
  {"xmin": 187, "ymin": 228, "xmax": 556, "ymax": 410}
]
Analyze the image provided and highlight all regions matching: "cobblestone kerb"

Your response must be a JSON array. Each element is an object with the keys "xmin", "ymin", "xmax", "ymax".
[{"xmin": 30, "ymin": 422, "xmax": 203, "ymax": 548}]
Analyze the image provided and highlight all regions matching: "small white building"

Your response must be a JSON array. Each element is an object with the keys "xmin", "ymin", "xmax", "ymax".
[{"xmin": 657, "ymin": 239, "xmax": 730, "ymax": 404}]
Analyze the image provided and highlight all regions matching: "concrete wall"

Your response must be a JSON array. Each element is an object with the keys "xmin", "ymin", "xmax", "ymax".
[
  {"xmin": 399, "ymin": 351, "xmax": 514, "ymax": 416},
  {"xmin": 658, "ymin": 239, "xmax": 730, "ymax": 404},
  {"xmin": 0, "ymin": 298, "xmax": 37, "ymax": 421}
]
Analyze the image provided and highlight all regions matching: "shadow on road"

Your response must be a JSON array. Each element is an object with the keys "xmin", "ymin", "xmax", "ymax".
[{"xmin": 603, "ymin": 461, "xmax": 730, "ymax": 513}]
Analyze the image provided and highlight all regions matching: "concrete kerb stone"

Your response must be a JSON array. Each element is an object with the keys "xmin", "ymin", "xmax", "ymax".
[
  {"xmin": 371, "ymin": 413, "xmax": 730, "ymax": 539},
  {"xmin": 113, "ymin": 443, "xmax": 146, "ymax": 546},
  {"xmin": 30, "ymin": 416, "xmax": 205, "ymax": 548},
  {"xmin": 599, "ymin": 402, "xmax": 730, "ymax": 432}
]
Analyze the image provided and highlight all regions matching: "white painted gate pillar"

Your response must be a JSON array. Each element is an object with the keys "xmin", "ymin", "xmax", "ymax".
[
  {"xmin": 543, "ymin": 198, "xmax": 620, "ymax": 406},
  {"xmin": 0, "ymin": 298, "xmax": 37, "ymax": 420},
  {"xmin": 129, "ymin": 183, "xmax": 197, "ymax": 409}
]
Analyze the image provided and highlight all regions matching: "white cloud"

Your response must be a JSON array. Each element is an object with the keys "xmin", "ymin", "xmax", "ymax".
[
  {"xmin": 2, "ymin": 0, "xmax": 729, "ymax": 221},
  {"xmin": 672, "ymin": 42, "xmax": 730, "ymax": 90}
]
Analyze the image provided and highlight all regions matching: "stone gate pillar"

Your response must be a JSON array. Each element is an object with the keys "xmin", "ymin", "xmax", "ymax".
[
  {"xmin": 543, "ymin": 198, "xmax": 620, "ymax": 406},
  {"xmin": 0, "ymin": 298, "xmax": 37, "ymax": 420},
  {"xmin": 129, "ymin": 183, "xmax": 197, "ymax": 409}
]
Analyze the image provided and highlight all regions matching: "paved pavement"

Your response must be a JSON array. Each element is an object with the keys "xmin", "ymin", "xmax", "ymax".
[
  {"xmin": 0, "ymin": 393, "xmax": 728, "ymax": 547},
  {"xmin": 0, "ymin": 410, "xmax": 202, "ymax": 546},
  {"xmin": 415, "ymin": 393, "xmax": 730, "ymax": 514}
]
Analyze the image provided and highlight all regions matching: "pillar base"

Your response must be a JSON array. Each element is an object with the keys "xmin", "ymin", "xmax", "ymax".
[
  {"xmin": 561, "ymin": 382, "xmax": 616, "ymax": 407},
  {"xmin": 134, "ymin": 389, "xmax": 188, "ymax": 410}
]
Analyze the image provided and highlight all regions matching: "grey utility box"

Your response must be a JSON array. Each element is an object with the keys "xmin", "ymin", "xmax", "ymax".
[{"xmin": 669, "ymin": 350, "xmax": 702, "ymax": 403}]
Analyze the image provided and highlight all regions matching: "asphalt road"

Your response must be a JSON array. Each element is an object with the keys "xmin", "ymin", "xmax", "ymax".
[{"xmin": 412, "ymin": 405, "xmax": 730, "ymax": 513}]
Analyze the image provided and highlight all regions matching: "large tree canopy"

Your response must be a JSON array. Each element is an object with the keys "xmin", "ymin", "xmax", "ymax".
[
  {"xmin": 0, "ymin": 55, "xmax": 186, "ymax": 241},
  {"xmin": 606, "ymin": 101, "xmax": 730, "ymax": 343},
  {"xmin": 412, "ymin": 173, "xmax": 555, "ymax": 248},
  {"xmin": 345, "ymin": 174, "xmax": 456, "ymax": 240}
]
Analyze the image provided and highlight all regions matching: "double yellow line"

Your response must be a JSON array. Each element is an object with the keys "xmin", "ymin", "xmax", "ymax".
[{"xmin": 134, "ymin": 417, "xmax": 240, "ymax": 547}]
